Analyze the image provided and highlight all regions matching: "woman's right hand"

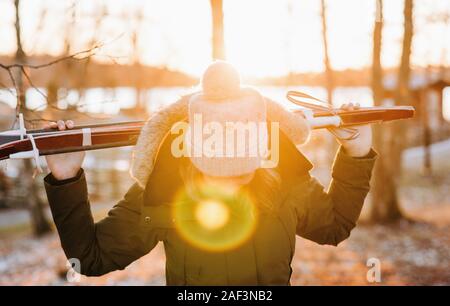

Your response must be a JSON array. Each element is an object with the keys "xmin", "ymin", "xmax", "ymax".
[{"xmin": 44, "ymin": 120, "xmax": 86, "ymax": 180}]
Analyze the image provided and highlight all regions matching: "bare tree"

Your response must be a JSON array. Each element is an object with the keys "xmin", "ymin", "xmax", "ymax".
[
  {"xmin": 2, "ymin": 1, "xmax": 103, "ymax": 235},
  {"xmin": 371, "ymin": 0, "xmax": 384, "ymax": 107},
  {"xmin": 13, "ymin": 0, "xmax": 25, "ymax": 113},
  {"xmin": 13, "ymin": 0, "xmax": 52, "ymax": 236},
  {"xmin": 131, "ymin": 6, "xmax": 145, "ymax": 111},
  {"xmin": 320, "ymin": 0, "xmax": 338, "ymax": 166},
  {"xmin": 369, "ymin": 0, "xmax": 401, "ymax": 222},
  {"xmin": 320, "ymin": 0, "xmax": 334, "ymax": 105},
  {"xmin": 396, "ymin": 0, "xmax": 414, "ymax": 108},
  {"xmin": 370, "ymin": 0, "xmax": 414, "ymax": 222},
  {"xmin": 370, "ymin": 0, "xmax": 385, "ymax": 217},
  {"xmin": 210, "ymin": 0, "xmax": 225, "ymax": 60}
]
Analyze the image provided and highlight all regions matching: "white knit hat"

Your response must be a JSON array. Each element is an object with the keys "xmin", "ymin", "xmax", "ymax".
[
  {"xmin": 130, "ymin": 61, "xmax": 311, "ymax": 188},
  {"xmin": 186, "ymin": 61, "xmax": 268, "ymax": 177}
]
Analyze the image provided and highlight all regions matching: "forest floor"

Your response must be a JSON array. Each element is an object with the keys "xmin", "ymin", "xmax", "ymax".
[{"xmin": 0, "ymin": 169, "xmax": 449, "ymax": 285}]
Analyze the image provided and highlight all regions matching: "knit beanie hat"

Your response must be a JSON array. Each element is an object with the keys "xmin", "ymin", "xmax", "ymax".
[
  {"xmin": 130, "ymin": 61, "xmax": 311, "ymax": 188},
  {"xmin": 185, "ymin": 61, "xmax": 268, "ymax": 177}
]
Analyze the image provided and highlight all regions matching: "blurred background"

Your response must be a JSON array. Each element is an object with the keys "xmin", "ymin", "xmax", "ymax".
[{"xmin": 0, "ymin": 0, "xmax": 449, "ymax": 285}]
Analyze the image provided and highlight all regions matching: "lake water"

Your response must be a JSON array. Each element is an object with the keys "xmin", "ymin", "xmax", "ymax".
[
  {"xmin": 0, "ymin": 86, "xmax": 375, "ymax": 116},
  {"xmin": 1, "ymin": 85, "xmax": 449, "ymax": 120}
]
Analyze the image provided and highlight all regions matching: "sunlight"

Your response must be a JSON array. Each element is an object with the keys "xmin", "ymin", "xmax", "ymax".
[
  {"xmin": 0, "ymin": 0, "xmax": 448, "ymax": 77},
  {"xmin": 195, "ymin": 200, "xmax": 230, "ymax": 230},
  {"xmin": 172, "ymin": 182, "xmax": 257, "ymax": 252}
]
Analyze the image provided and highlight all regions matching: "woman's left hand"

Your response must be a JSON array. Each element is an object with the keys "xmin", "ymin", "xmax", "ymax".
[{"xmin": 328, "ymin": 103, "xmax": 372, "ymax": 157}]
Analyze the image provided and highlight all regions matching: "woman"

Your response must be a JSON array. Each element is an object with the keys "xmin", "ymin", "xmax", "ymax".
[{"xmin": 44, "ymin": 62, "xmax": 376, "ymax": 285}]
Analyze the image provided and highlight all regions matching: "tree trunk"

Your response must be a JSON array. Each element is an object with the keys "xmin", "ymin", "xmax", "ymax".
[
  {"xmin": 370, "ymin": 0, "xmax": 413, "ymax": 222},
  {"xmin": 320, "ymin": 0, "xmax": 334, "ymax": 105},
  {"xmin": 370, "ymin": 0, "xmax": 384, "ymax": 214},
  {"xmin": 320, "ymin": 0, "xmax": 337, "ymax": 166},
  {"xmin": 421, "ymin": 89, "xmax": 432, "ymax": 176},
  {"xmin": 46, "ymin": 82, "xmax": 58, "ymax": 107},
  {"xmin": 210, "ymin": 0, "xmax": 226, "ymax": 60},
  {"xmin": 14, "ymin": 0, "xmax": 25, "ymax": 113},
  {"xmin": 132, "ymin": 9, "xmax": 146, "ymax": 113},
  {"xmin": 24, "ymin": 159, "xmax": 52, "ymax": 236},
  {"xmin": 14, "ymin": 0, "xmax": 52, "ymax": 236}
]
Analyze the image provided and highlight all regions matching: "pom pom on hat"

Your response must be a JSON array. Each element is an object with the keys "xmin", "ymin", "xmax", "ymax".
[{"xmin": 201, "ymin": 61, "xmax": 241, "ymax": 99}]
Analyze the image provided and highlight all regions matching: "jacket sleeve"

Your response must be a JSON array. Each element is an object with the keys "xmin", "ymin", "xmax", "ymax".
[
  {"xmin": 44, "ymin": 169, "xmax": 158, "ymax": 276},
  {"xmin": 293, "ymin": 147, "xmax": 377, "ymax": 246}
]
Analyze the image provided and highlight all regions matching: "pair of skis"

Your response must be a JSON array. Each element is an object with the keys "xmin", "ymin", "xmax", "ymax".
[{"xmin": 0, "ymin": 91, "xmax": 415, "ymax": 170}]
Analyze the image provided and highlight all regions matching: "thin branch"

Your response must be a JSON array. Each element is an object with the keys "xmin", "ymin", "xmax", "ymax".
[
  {"xmin": 0, "ymin": 44, "xmax": 102, "ymax": 71},
  {"xmin": 21, "ymin": 66, "xmax": 47, "ymax": 100},
  {"xmin": 6, "ymin": 68, "xmax": 18, "ymax": 96},
  {"xmin": 0, "ymin": 35, "xmax": 125, "ymax": 129},
  {"xmin": 0, "ymin": 81, "xmax": 16, "ymax": 96},
  {"xmin": 0, "ymin": 32, "xmax": 125, "ymax": 71}
]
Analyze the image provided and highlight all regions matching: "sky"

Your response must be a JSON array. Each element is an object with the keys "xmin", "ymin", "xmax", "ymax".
[{"xmin": 0, "ymin": 0, "xmax": 449, "ymax": 78}]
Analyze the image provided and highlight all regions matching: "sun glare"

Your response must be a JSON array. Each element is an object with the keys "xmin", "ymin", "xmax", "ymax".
[
  {"xmin": 195, "ymin": 200, "xmax": 230, "ymax": 230},
  {"xmin": 173, "ymin": 182, "xmax": 257, "ymax": 252},
  {"xmin": 0, "ymin": 0, "xmax": 448, "ymax": 78}
]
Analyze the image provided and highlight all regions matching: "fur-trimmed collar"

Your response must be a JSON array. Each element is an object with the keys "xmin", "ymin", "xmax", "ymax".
[{"xmin": 130, "ymin": 91, "xmax": 311, "ymax": 188}]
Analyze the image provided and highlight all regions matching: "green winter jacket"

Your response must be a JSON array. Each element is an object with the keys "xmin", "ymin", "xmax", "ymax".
[{"xmin": 44, "ymin": 131, "xmax": 376, "ymax": 285}]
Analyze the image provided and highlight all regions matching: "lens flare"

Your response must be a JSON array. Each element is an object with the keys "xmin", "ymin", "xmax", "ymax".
[
  {"xmin": 172, "ymin": 183, "xmax": 257, "ymax": 252},
  {"xmin": 195, "ymin": 200, "xmax": 230, "ymax": 230}
]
